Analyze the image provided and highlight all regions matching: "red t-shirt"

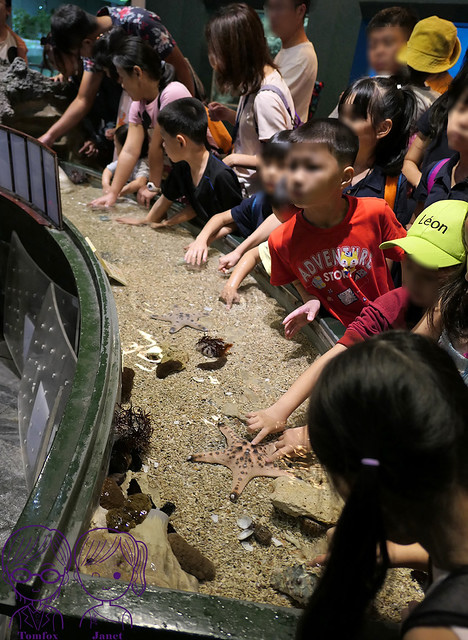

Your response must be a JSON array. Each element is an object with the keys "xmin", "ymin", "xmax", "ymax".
[
  {"xmin": 338, "ymin": 288, "xmax": 423, "ymax": 347},
  {"xmin": 268, "ymin": 196, "xmax": 406, "ymax": 327}
]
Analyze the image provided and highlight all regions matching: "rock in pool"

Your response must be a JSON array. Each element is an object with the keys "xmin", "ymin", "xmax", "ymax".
[
  {"xmin": 270, "ymin": 564, "xmax": 319, "ymax": 607},
  {"xmin": 100, "ymin": 477, "xmax": 125, "ymax": 510},
  {"xmin": 106, "ymin": 493, "xmax": 152, "ymax": 532}
]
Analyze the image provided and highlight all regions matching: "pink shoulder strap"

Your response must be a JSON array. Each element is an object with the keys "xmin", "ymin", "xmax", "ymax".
[{"xmin": 427, "ymin": 158, "xmax": 450, "ymax": 194}]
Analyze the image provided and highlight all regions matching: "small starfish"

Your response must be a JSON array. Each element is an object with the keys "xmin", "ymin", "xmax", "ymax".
[
  {"xmin": 188, "ymin": 423, "xmax": 292, "ymax": 502},
  {"xmin": 151, "ymin": 305, "xmax": 209, "ymax": 334}
]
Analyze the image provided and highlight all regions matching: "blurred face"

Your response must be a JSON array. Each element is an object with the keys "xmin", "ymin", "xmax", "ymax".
[
  {"xmin": 401, "ymin": 255, "xmax": 454, "ymax": 308},
  {"xmin": 116, "ymin": 65, "xmax": 145, "ymax": 101},
  {"xmin": 259, "ymin": 157, "xmax": 285, "ymax": 194},
  {"xmin": 339, "ymin": 102, "xmax": 378, "ymax": 154},
  {"xmin": 0, "ymin": 1, "xmax": 10, "ymax": 28},
  {"xmin": 367, "ymin": 26, "xmax": 407, "ymax": 75},
  {"xmin": 286, "ymin": 143, "xmax": 353, "ymax": 208},
  {"xmin": 265, "ymin": 0, "xmax": 306, "ymax": 40},
  {"xmin": 447, "ymin": 96, "xmax": 468, "ymax": 154},
  {"xmin": 160, "ymin": 127, "xmax": 186, "ymax": 163}
]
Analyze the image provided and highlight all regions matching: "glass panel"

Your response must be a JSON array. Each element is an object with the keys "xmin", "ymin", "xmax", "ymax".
[
  {"xmin": 27, "ymin": 140, "xmax": 45, "ymax": 213},
  {"xmin": 0, "ymin": 129, "xmax": 12, "ymax": 192},
  {"xmin": 18, "ymin": 284, "xmax": 77, "ymax": 489},
  {"xmin": 10, "ymin": 133, "xmax": 29, "ymax": 201},
  {"xmin": 42, "ymin": 149, "xmax": 60, "ymax": 227}
]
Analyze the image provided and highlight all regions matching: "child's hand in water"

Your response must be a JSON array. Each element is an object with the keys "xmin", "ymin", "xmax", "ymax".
[
  {"xmin": 283, "ymin": 299, "xmax": 321, "ymax": 339},
  {"xmin": 267, "ymin": 425, "xmax": 311, "ymax": 462},
  {"xmin": 219, "ymin": 284, "xmax": 240, "ymax": 310},
  {"xmin": 89, "ymin": 192, "xmax": 118, "ymax": 208},
  {"xmin": 150, "ymin": 220, "xmax": 169, "ymax": 229},
  {"xmin": 116, "ymin": 216, "xmax": 149, "ymax": 226},
  {"xmin": 184, "ymin": 239, "xmax": 209, "ymax": 266},
  {"xmin": 219, "ymin": 249, "xmax": 242, "ymax": 273},
  {"xmin": 246, "ymin": 406, "xmax": 288, "ymax": 444}
]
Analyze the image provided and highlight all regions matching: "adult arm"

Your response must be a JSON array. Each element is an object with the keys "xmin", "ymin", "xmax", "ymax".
[
  {"xmin": 38, "ymin": 71, "xmax": 103, "ymax": 146},
  {"xmin": 165, "ymin": 46, "xmax": 195, "ymax": 96},
  {"xmin": 137, "ymin": 124, "xmax": 164, "ymax": 208},
  {"xmin": 101, "ymin": 168, "xmax": 113, "ymax": 193},
  {"xmin": 90, "ymin": 123, "xmax": 144, "ymax": 207},
  {"xmin": 402, "ymin": 133, "xmax": 429, "ymax": 188},
  {"xmin": 218, "ymin": 213, "xmax": 282, "ymax": 272}
]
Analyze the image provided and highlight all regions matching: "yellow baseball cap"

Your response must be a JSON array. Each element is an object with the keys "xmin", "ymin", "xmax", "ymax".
[
  {"xmin": 380, "ymin": 200, "xmax": 468, "ymax": 269},
  {"xmin": 397, "ymin": 16, "xmax": 461, "ymax": 73}
]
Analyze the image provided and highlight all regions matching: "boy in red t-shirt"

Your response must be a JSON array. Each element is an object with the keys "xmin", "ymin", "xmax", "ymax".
[{"xmin": 268, "ymin": 118, "xmax": 406, "ymax": 330}]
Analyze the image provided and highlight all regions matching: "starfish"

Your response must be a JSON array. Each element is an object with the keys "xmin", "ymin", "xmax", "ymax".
[
  {"xmin": 151, "ymin": 305, "xmax": 209, "ymax": 334},
  {"xmin": 188, "ymin": 423, "xmax": 292, "ymax": 502}
]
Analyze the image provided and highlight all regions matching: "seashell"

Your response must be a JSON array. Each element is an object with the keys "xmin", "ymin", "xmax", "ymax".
[
  {"xmin": 238, "ymin": 529, "xmax": 254, "ymax": 541},
  {"xmin": 272, "ymin": 537, "xmax": 284, "ymax": 547},
  {"xmin": 237, "ymin": 516, "xmax": 253, "ymax": 530},
  {"xmin": 210, "ymin": 514, "xmax": 219, "ymax": 523},
  {"xmin": 240, "ymin": 541, "xmax": 254, "ymax": 552},
  {"xmin": 196, "ymin": 336, "xmax": 232, "ymax": 359}
]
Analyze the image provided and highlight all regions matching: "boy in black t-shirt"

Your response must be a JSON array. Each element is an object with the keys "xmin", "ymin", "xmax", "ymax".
[{"xmin": 117, "ymin": 98, "xmax": 242, "ymax": 227}]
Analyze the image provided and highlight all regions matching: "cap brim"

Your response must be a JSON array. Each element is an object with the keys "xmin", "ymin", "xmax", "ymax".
[{"xmin": 380, "ymin": 236, "xmax": 463, "ymax": 268}]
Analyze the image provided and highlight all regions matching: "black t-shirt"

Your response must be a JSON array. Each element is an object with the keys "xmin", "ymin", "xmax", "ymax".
[
  {"xmin": 343, "ymin": 165, "xmax": 410, "ymax": 226},
  {"xmin": 417, "ymin": 103, "xmax": 453, "ymax": 171},
  {"xmin": 231, "ymin": 191, "xmax": 273, "ymax": 238},
  {"xmin": 162, "ymin": 154, "xmax": 243, "ymax": 223},
  {"xmin": 414, "ymin": 152, "xmax": 468, "ymax": 206}
]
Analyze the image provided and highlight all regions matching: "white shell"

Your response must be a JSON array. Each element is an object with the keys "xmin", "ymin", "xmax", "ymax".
[
  {"xmin": 210, "ymin": 514, "xmax": 219, "ymax": 523},
  {"xmin": 238, "ymin": 528, "xmax": 254, "ymax": 541},
  {"xmin": 272, "ymin": 537, "xmax": 284, "ymax": 547},
  {"xmin": 240, "ymin": 541, "xmax": 254, "ymax": 552},
  {"xmin": 237, "ymin": 516, "xmax": 253, "ymax": 530},
  {"xmin": 142, "ymin": 464, "xmax": 149, "ymax": 473}
]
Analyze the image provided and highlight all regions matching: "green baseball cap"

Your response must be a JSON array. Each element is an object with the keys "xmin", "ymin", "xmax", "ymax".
[{"xmin": 380, "ymin": 200, "xmax": 468, "ymax": 268}]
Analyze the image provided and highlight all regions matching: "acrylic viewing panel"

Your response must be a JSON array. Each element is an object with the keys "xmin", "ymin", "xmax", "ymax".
[{"xmin": 0, "ymin": 126, "xmax": 62, "ymax": 228}]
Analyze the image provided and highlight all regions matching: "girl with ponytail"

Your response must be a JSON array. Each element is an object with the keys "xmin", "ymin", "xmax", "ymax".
[
  {"xmin": 338, "ymin": 76, "xmax": 416, "ymax": 226},
  {"xmin": 298, "ymin": 331, "xmax": 468, "ymax": 640},
  {"xmin": 90, "ymin": 29, "xmax": 191, "ymax": 209}
]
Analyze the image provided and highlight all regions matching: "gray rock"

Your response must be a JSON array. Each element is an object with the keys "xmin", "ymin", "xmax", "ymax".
[
  {"xmin": 270, "ymin": 474, "xmax": 344, "ymax": 525},
  {"xmin": 270, "ymin": 564, "xmax": 319, "ymax": 607}
]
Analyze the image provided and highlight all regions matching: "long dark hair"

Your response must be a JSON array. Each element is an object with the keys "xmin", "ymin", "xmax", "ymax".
[
  {"xmin": 339, "ymin": 77, "xmax": 417, "ymax": 175},
  {"xmin": 429, "ymin": 50, "xmax": 468, "ymax": 141},
  {"xmin": 297, "ymin": 331, "xmax": 468, "ymax": 640},
  {"xmin": 93, "ymin": 29, "xmax": 175, "ymax": 90},
  {"xmin": 205, "ymin": 3, "xmax": 277, "ymax": 96}
]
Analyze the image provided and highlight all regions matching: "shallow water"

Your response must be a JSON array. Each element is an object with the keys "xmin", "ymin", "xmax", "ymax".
[{"xmin": 62, "ymin": 183, "xmax": 423, "ymax": 616}]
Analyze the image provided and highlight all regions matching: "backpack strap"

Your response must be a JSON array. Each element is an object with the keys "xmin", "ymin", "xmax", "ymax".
[
  {"xmin": 257, "ymin": 84, "xmax": 302, "ymax": 129},
  {"xmin": 383, "ymin": 175, "xmax": 400, "ymax": 210},
  {"xmin": 427, "ymin": 158, "xmax": 450, "ymax": 194}
]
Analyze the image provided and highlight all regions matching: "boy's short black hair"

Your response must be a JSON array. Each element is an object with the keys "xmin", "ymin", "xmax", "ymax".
[
  {"xmin": 114, "ymin": 123, "xmax": 149, "ymax": 159},
  {"xmin": 51, "ymin": 4, "xmax": 98, "ymax": 54},
  {"xmin": 367, "ymin": 6, "xmax": 418, "ymax": 39},
  {"xmin": 261, "ymin": 130, "xmax": 292, "ymax": 163},
  {"xmin": 157, "ymin": 97, "xmax": 208, "ymax": 146},
  {"xmin": 290, "ymin": 118, "xmax": 359, "ymax": 166}
]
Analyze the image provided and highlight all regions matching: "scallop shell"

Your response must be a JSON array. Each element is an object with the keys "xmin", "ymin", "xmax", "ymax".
[
  {"xmin": 237, "ymin": 516, "xmax": 253, "ymax": 529},
  {"xmin": 237, "ymin": 529, "xmax": 254, "ymax": 541}
]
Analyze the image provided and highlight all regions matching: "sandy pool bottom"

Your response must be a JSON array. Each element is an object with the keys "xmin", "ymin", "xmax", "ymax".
[{"xmin": 62, "ymin": 183, "xmax": 423, "ymax": 618}]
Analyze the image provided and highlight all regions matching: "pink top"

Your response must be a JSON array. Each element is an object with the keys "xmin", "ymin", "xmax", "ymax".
[{"xmin": 128, "ymin": 81, "xmax": 191, "ymax": 128}]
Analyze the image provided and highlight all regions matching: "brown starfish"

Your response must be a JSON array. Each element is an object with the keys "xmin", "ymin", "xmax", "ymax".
[
  {"xmin": 151, "ymin": 305, "xmax": 209, "ymax": 334},
  {"xmin": 188, "ymin": 423, "xmax": 292, "ymax": 502}
]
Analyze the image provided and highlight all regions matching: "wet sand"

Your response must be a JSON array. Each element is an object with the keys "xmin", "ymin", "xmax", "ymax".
[{"xmin": 63, "ymin": 183, "xmax": 423, "ymax": 616}]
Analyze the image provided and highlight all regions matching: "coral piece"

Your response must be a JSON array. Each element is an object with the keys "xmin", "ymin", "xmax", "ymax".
[
  {"xmin": 106, "ymin": 493, "xmax": 152, "ymax": 532},
  {"xmin": 188, "ymin": 423, "xmax": 292, "ymax": 502},
  {"xmin": 100, "ymin": 478, "xmax": 125, "ymax": 510},
  {"xmin": 114, "ymin": 406, "xmax": 153, "ymax": 456},
  {"xmin": 151, "ymin": 305, "xmax": 209, "ymax": 334},
  {"xmin": 168, "ymin": 533, "xmax": 216, "ymax": 581},
  {"xmin": 253, "ymin": 524, "xmax": 272, "ymax": 546},
  {"xmin": 270, "ymin": 564, "xmax": 319, "ymax": 607},
  {"xmin": 196, "ymin": 336, "xmax": 232, "ymax": 359}
]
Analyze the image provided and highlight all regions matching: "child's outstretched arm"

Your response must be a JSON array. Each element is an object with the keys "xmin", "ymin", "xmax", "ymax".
[
  {"xmin": 151, "ymin": 205, "xmax": 196, "ymax": 229},
  {"xmin": 184, "ymin": 210, "xmax": 235, "ymax": 266},
  {"xmin": 220, "ymin": 246, "xmax": 261, "ymax": 309},
  {"xmin": 246, "ymin": 343, "xmax": 347, "ymax": 444},
  {"xmin": 218, "ymin": 213, "xmax": 282, "ymax": 272},
  {"xmin": 102, "ymin": 167, "xmax": 113, "ymax": 194},
  {"xmin": 282, "ymin": 282, "xmax": 321, "ymax": 340},
  {"xmin": 116, "ymin": 194, "xmax": 173, "ymax": 226}
]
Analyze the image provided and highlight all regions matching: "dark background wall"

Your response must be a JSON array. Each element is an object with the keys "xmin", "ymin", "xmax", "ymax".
[{"xmin": 147, "ymin": 0, "xmax": 468, "ymax": 116}]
